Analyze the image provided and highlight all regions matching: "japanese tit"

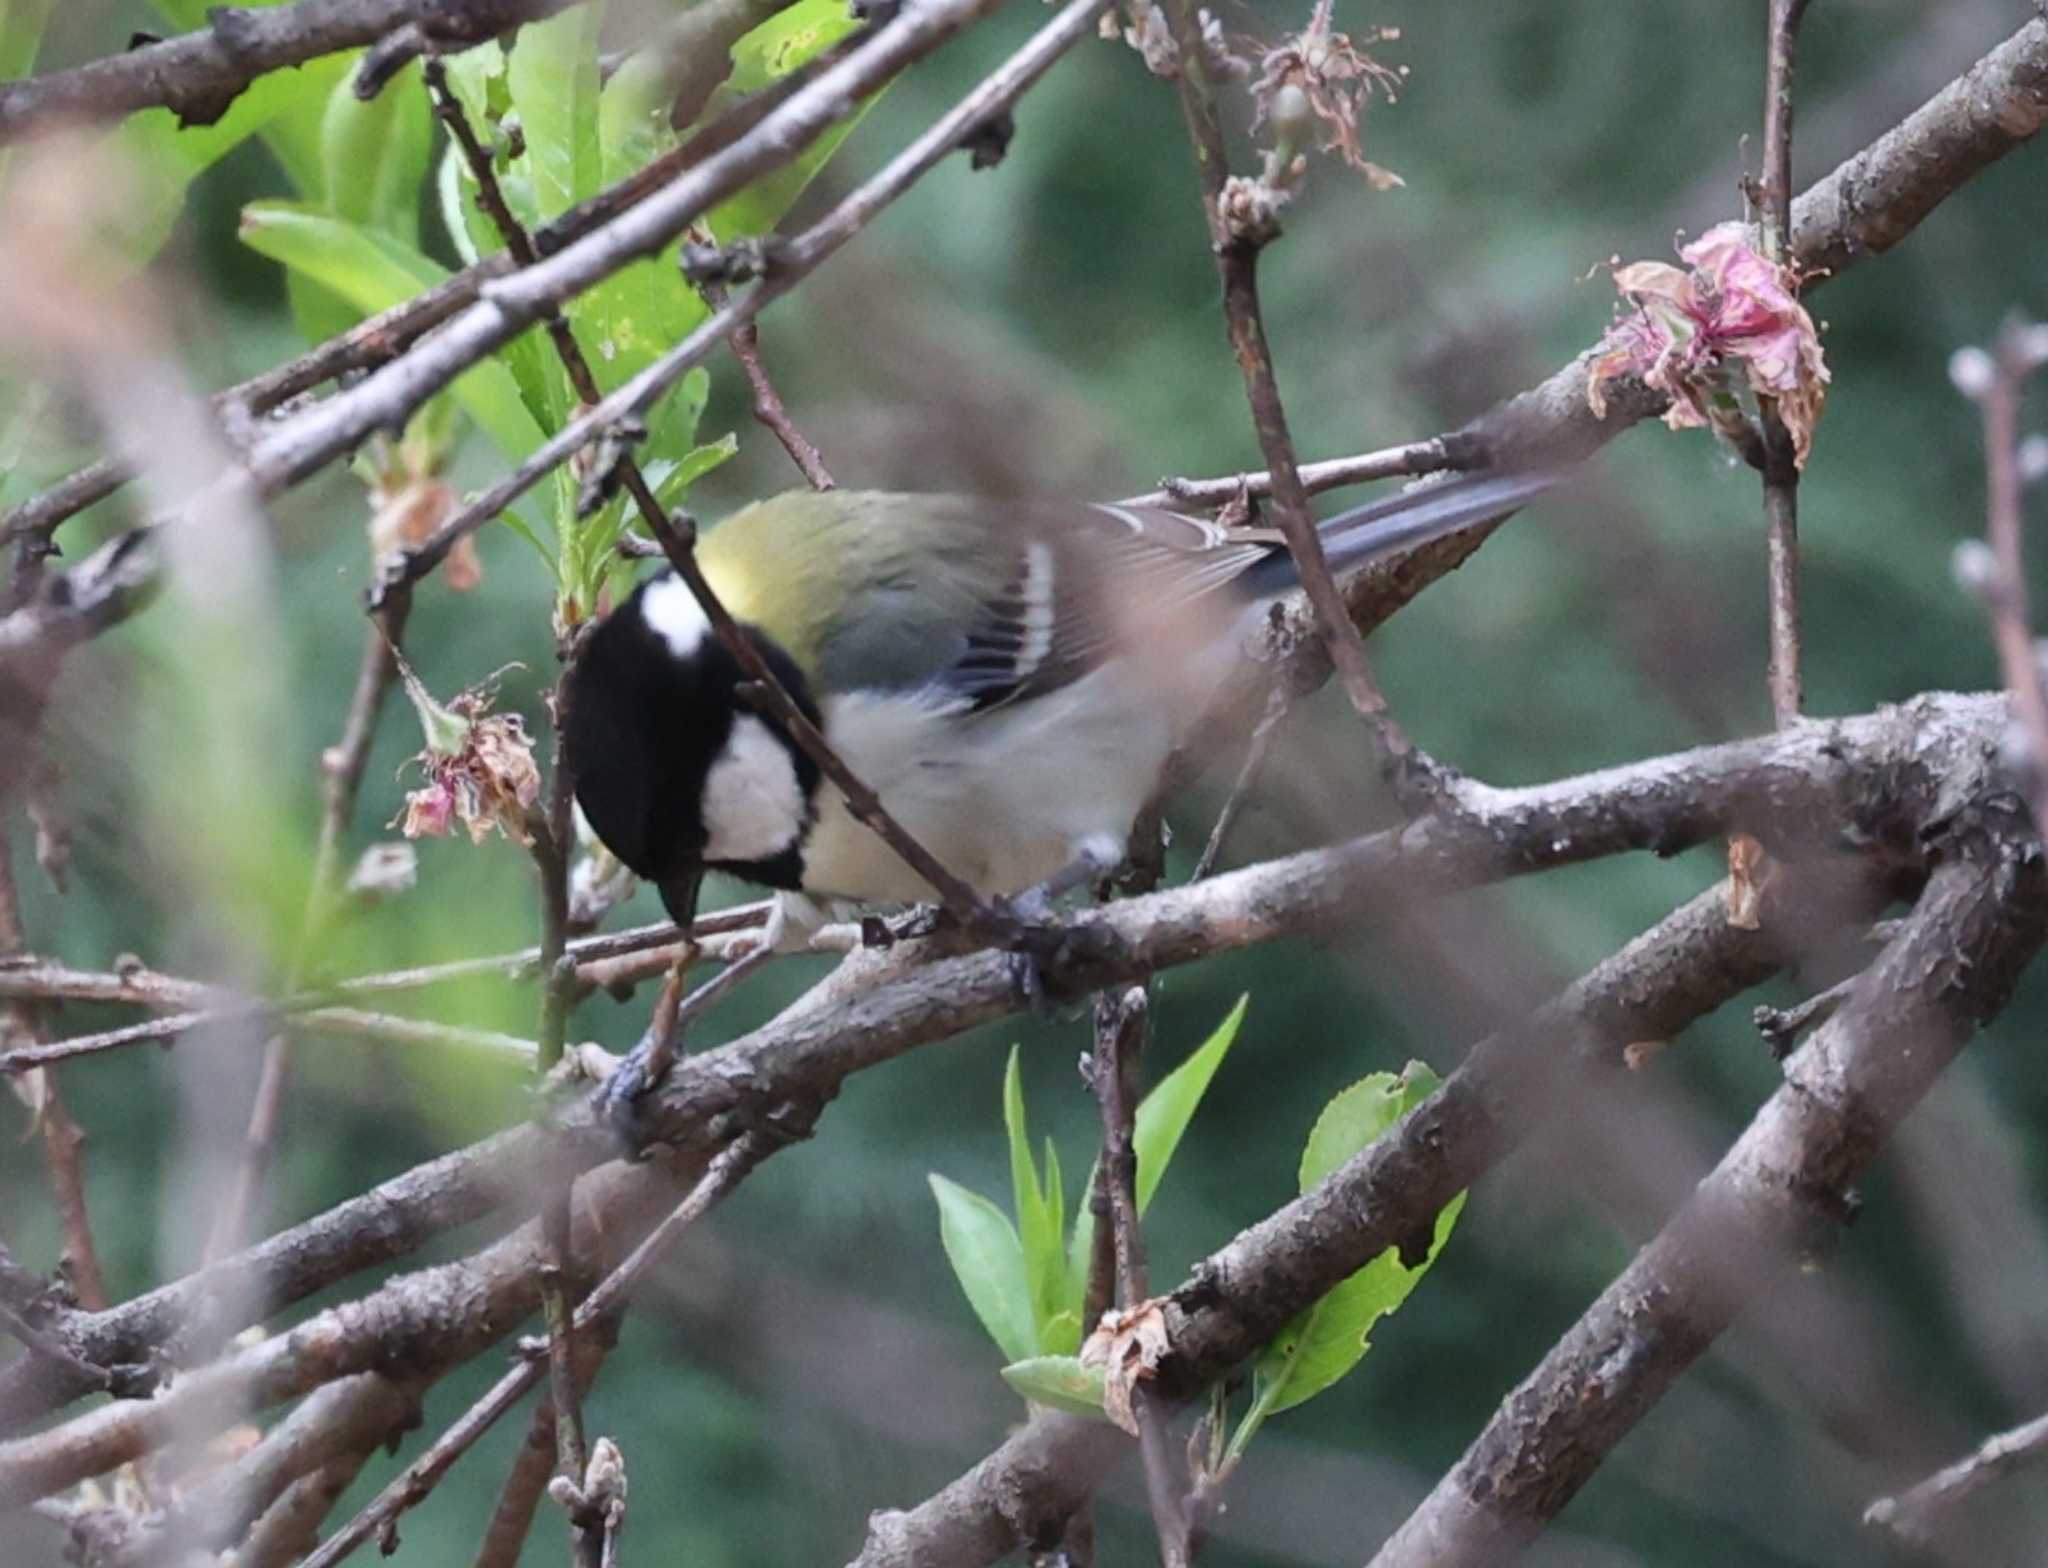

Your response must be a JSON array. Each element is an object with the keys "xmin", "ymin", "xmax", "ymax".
[{"xmin": 564, "ymin": 471, "xmax": 1552, "ymax": 941}]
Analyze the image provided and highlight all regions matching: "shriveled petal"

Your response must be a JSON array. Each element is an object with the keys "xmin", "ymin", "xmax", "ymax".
[{"xmin": 400, "ymin": 780, "xmax": 457, "ymax": 839}]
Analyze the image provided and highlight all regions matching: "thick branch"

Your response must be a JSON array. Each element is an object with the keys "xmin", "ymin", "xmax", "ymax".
[
  {"xmin": 0, "ymin": 694, "xmax": 2014, "ymax": 1449},
  {"xmin": 850, "ymin": 865, "xmax": 1850, "ymax": 1566},
  {"xmin": 1369, "ymin": 838, "xmax": 2046, "ymax": 1566}
]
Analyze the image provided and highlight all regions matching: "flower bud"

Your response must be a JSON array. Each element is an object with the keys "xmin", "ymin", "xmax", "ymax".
[
  {"xmin": 1951, "ymin": 538, "xmax": 1999, "ymax": 602},
  {"xmin": 1948, "ymin": 346, "xmax": 1996, "ymax": 400}
]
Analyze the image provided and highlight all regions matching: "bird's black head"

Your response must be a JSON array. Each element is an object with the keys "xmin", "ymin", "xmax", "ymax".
[{"xmin": 564, "ymin": 574, "xmax": 822, "ymax": 918}]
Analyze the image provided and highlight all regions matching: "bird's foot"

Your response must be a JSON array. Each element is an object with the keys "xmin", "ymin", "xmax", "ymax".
[
  {"xmin": 1372, "ymin": 720, "xmax": 1475, "ymax": 822},
  {"xmin": 592, "ymin": 1027, "xmax": 677, "ymax": 1161}
]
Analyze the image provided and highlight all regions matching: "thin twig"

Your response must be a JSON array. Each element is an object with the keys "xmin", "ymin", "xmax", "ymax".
[
  {"xmin": 424, "ymin": 70, "xmax": 613, "ymax": 1552},
  {"xmin": 299, "ymin": 1129, "xmax": 782, "ymax": 1568},
  {"xmin": 1087, "ymin": 985, "xmax": 1190, "ymax": 1565},
  {"xmin": 1162, "ymin": 0, "xmax": 1395, "ymax": 737},
  {"xmin": 1190, "ymin": 683, "xmax": 1290, "ymax": 881},
  {"xmin": 0, "ymin": 910, "xmax": 772, "ymax": 1074},
  {"xmin": 471, "ymin": 1325, "xmax": 615, "ymax": 1568},
  {"xmin": 1865, "ymin": 1407, "xmax": 2048, "ymax": 1546},
  {"xmin": 0, "ymin": 991, "xmax": 540, "ymax": 1074},
  {"xmin": 728, "ymin": 321, "xmax": 836, "ymax": 489},
  {"xmin": 1752, "ymin": 971, "xmax": 1858, "ymax": 1060},
  {"xmin": 0, "ymin": 836, "xmax": 109, "ymax": 1311},
  {"xmin": 1123, "ymin": 439, "xmax": 1453, "ymax": 512},
  {"xmin": 1756, "ymin": 0, "xmax": 1814, "ymax": 727}
]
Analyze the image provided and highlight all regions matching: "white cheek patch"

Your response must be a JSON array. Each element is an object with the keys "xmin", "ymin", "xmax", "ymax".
[
  {"xmin": 701, "ymin": 715, "xmax": 806, "ymax": 864},
  {"xmin": 641, "ymin": 574, "xmax": 711, "ymax": 657}
]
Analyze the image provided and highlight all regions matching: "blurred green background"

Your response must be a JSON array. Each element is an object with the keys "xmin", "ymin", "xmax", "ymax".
[{"xmin": 4, "ymin": 1, "xmax": 2048, "ymax": 1564}]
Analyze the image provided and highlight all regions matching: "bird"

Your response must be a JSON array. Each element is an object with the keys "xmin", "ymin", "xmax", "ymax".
[{"xmin": 562, "ymin": 469, "xmax": 1556, "ymax": 957}]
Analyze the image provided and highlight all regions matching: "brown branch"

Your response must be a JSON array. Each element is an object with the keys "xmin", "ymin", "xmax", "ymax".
[
  {"xmin": 1189, "ymin": 682, "xmax": 1289, "ymax": 881},
  {"xmin": 471, "ymin": 1326, "xmax": 615, "ymax": 1568},
  {"xmin": 0, "ymin": 258, "xmax": 508, "ymax": 555},
  {"xmin": 0, "ymin": 0, "xmax": 567, "ymax": 143},
  {"xmin": 0, "ymin": 697, "xmax": 2014, "ymax": 1466},
  {"xmin": 0, "ymin": 997, "xmax": 539, "ymax": 1074},
  {"xmin": 1865, "ymin": 1406, "xmax": 2048, "ymax": 1546},
  {"xmin": 1163, "ymin": 0, "xmax": 1392, "ymax": 733},
  {"xmin": 1085, "ymin": 985, "xmax": 1191, "ymax": 1564},
  {"xmin": 0, "ymin": 910, "xmax": 760, "ymax": 1026},
  {"xmin": 298, "ymin": 1129, "xmax": 781, "ymax": 1568},
  {"xmin": 1757, "ymin": 0, "xmax": 1814, "ymax": 727},
  {"xmin": 109, "ymin": 1372, "xmax": 424, "ymax": 1564},
  {"xmin": 1369, "ymin": 839, "xmax": 2045, "ymax": 1566},
  {"xmin": 1123, "ymin": 438, "xmax": 1454, "ymax": 512},
  {"xmin": 850, "ymin": 860, "xmax": 1869, "ymax": 1566},
  {"xmin": 228, "ymin": 1453, "xmax": 379, "ymax": 1568},
  {"xmin": 0, "ymin": 841, "xmax": 109, "ymax": 1314},
  {"xmin": 729, "ymin": 321, "xmax": 836, "ymax": 490}
]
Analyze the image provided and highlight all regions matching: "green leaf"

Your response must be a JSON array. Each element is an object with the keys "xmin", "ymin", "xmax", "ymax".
[
  {"xmin": 581, "ymin": 50, "xmax": 710, "ymax": 398},
  {"xmin": 999, "ymin": 1356, "xmax": 1110, "ymax": 1420},
  {"xmin": 929, "ymin": 1174, "xmax": 1036, "ymax": 1363},
  {"xmin": 1003, "ymin": 1047, "xmax": 1069, "ymax": 1347},
  {"xmin": 1298, "ymin": 1058, "xmax": 1438, "ymax": 1192},
  {"xmin": 238, "ymin": 203, "xmax": 544, "ymax": 462},
  {"xmin": 644, "ymin": 428, "xmax": 736, "ymax": 512},
  {"xmin": 92, "ymin": 81, "xmax": 293, "ymax": 265},
  {"xmin": 1229, "ymin": 1062, "xmax": 1464, "ymax": 1462},
  {"xmin": 498, "ymin": 507, "xmax": 556, "ymax": 573},
  {"xmin": 320, "ymin": 57, "xmax": 432, "ymax": 245},
  {"xmin": 1134, "ymin": 995, "xmax": 1248, "ymax": 1215},
  {"xmin": 1037, "ymin": 1308, "xmax": 1083, "ymax": 1359},
  {"xmin": 1066, "ymin": 1170, "xmax": 1096, "ymax": 1325},
  {"xmin": 703, "ymin": 0, "xmax": 878, "ymax": 244},
  {"xmin": 506, "ymin": 2, "xmax": 606, "ymax": 222}
]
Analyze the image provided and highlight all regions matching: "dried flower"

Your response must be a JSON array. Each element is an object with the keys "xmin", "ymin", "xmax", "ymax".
[
  {"xmin": 1589, "ymin": 221, "xmax": 1830, "ymax": 467},
  {"xmin": 391, "ymin": 659, "xmax": 540, "ymax": 847},
  {"xmin": 1248, "ymin": 3, "xmax": 1405, "ymax": 191},
  {"xmin": 1080, "ymin": 1298, "xmax": 1173, "ymax": 1436}
]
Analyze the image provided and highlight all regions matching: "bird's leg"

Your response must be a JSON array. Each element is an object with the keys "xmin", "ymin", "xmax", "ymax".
[
  {"xmin": 1363, "ymin": 710, "xmax": 1482, "ymax": 823},
  {"xmin": 595, "ymin": 941, "xmax": 776, "ymax": 1157}
]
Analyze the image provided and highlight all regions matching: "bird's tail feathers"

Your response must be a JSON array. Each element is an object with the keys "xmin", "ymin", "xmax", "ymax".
[{"xmin": 1240, "ymin": 467, "xmax": 1563, "ymax": 595}]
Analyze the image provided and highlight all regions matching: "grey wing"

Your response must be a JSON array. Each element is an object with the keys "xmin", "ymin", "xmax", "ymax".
[
  {"xmin": 939, "ymin": 502, "xmax": 1273, "ymax": 712},
  {"xmin": 810, "ymin": 499, "xmax": 1274, "ymax": 711}
]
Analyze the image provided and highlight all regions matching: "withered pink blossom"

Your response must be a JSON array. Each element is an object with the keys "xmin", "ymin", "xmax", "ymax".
[
  {"xmin": 1248, "ymin": 6, "xmax": 1406, "ymax": 191},
  {"xmin": 391, "ymin": 662, "xmax": 540, "ymax": 848},
  {"xmin": 1588, "ymin": 220, "xmax": 1830, "ymax": 466}
]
